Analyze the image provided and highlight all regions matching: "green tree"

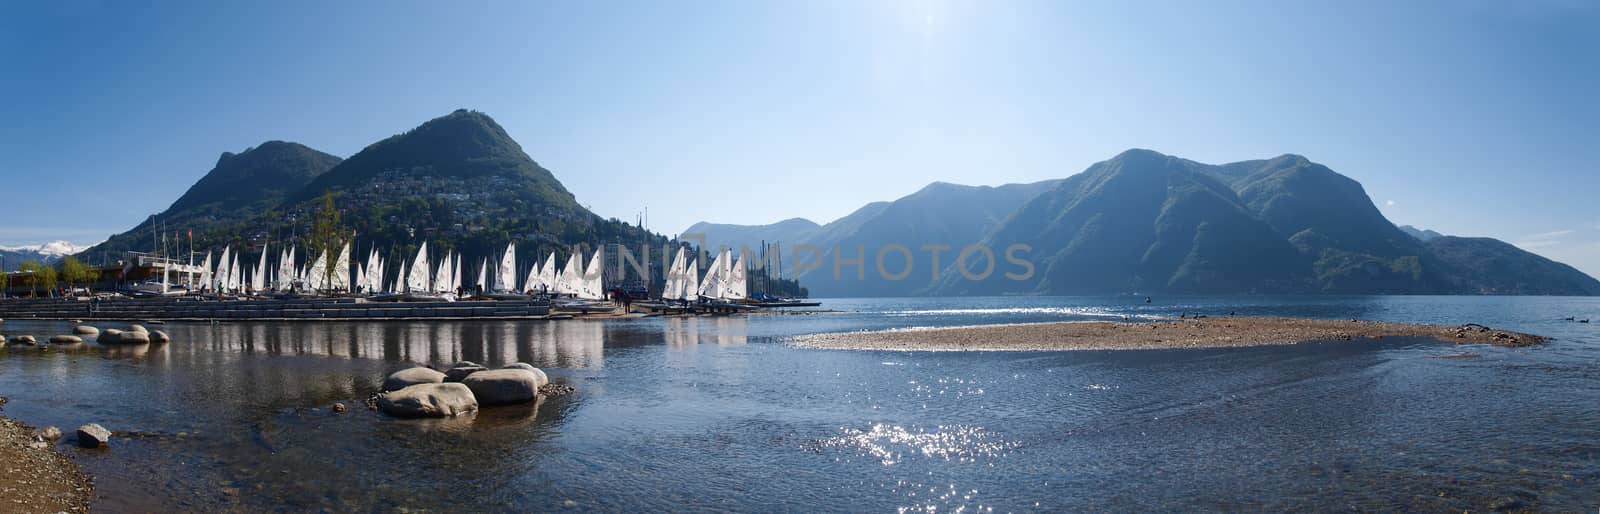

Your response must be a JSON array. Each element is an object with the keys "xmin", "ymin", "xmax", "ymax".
[
  {"xmin": 18, "ymin": 260, "xmax": 57, "ymax": 297},
  {"xmin": 310, "ymin": 191, "xmax": 346, "ymax": 288},
  {"xmin": 60, "ymin": 256, "xmax": 94, "ymax": 292}
]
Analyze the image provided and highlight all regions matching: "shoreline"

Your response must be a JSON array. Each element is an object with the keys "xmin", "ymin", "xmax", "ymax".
[
  {"xmin": 0, "ymin": 409, "xmax": 93, "ymax": 513},
  {"xmin": 789, "ymin": 316, "xmax": 1549, "ymax": 351}
]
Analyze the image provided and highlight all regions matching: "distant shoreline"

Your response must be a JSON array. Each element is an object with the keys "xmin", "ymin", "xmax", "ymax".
[{"xmin": 789, "ymin": 316, "xmax": 1549, "ymax": 351}]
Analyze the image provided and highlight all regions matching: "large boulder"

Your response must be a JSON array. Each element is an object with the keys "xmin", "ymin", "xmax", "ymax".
[
  {"xmin": 7, "ymin": 335, "xmax": 37, "ymax": 346},
  {"xmin": 149, "ymin": 330, "xmax": 171, "ymax": 344},
  {"xmin": 49, "ymin": 335, "xmax": 83, "ymax": 344},
  {"xmin": 76, "ymin": 423, "xmax": 111, "ymax": 448},
  {"xmin": 127, "ymin": 325, "xmax": 148, "ymax": 333},
  {"xmin": 382, "ymin": 367, "xmax": 447, "ymax": 392},
  {"xmin": 444, "ymin": 365, "xmax": 488, "ymax": 383},
  {"xmin": 117, "ymin": 330, "xmax": 150, "ymax": 344},
  {"xmin": 500, "ymin": 363, "xmax": 550, "ymax": 388},
  {"xmin": 461, "ymin": 369, "xmax": 542, "ymax": 406},
  {"xmin": 73, "ymin": 325, "xmax": 99, "ymax": 335},
  {"xmin": 97, "ymin": 328, "xmax": 124, "ymax": 344},
  {"xmin": 376, "ymin": 383, "xmax": 478, "ymax": 418}
]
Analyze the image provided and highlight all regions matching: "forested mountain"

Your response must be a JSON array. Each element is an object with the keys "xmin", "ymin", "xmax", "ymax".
[
  {"xmin": 78, "ymin": 110, "xmax": 667, "ymax": 285},
  {"xmin": 78, "ymin": 141, "xmax": 341, "ymax": 264}
]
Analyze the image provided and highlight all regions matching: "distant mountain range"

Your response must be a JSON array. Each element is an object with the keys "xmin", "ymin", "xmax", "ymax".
[
  {"xmin": 0, "ymin": 241, "xmax": 88, "ymax": 270},
  {"xmin": 689, "ymin": 149, "xmax": 1600, "ymax": 296},
  {"xmin": 78, "ymin": 110, "xmax": 665, "ymax": 277}
]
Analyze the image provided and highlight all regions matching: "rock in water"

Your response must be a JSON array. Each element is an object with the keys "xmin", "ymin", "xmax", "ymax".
[
  {"xmin": 444, "ymin": 365, "xmax": 488, "ymax": 382},
  {"xmin": 149, "ymin": 330, "xmax": 171, "ymax": 343},
  {"xmin": 8, "ymin": 335, "xmax": 37, "ymax": 346},
  {"xmin": 76, "ymin": 424, "xmax": 111, "ymax": 448},
  {"xmin": 97, "ymin": 328, "xmax": 124, "ymax": 344},
  {"xmin": 127, "ymin": 325, "xmax": 148, "ymax": 333},
  {"xmin": 48, "ymin": 335, "xmax": 83, "ymax": 344},
  {"xmin": 74, "ymin": 325, "xmax": 99, "ymax": 335},
  {"xmin": 34, "ymin": 426, "xmax": 62, "ymax": 441},
  {"xmin": 382, "ymin": 367, "xmax": 447, "ymax": 392},
  {"xmin": 117, "ymin": 330, "xmax": 151, "ymax": 344},
  {"xmin": 501, "ymin": 363, "xmax": 549, "ymax": 388},
  {"xmin": 460, "ymin": 369, "xmax": 542, "ymax": 406},
  {"xmin": 376, "ymin": 383, "xmax": 478, "ymax": 418}
]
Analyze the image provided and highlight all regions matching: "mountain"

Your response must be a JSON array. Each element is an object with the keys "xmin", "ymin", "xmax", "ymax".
[
  {"xmin": 1425, "ymin": 236, "xmax": 1600, "ymax": 295},
  {"xmin": 929, "ymin": 149, "xmax": 1598, "ymax": 296},
  {"xmin": 683, "ymin": 179, "xmax": 1062, "ymax": 297},
  {"xmin": 0, "ymin": 241, "xmax": 88, "ymax": 270},
  {"xmin": 77, "ymin": 110, "xmax": 667, "ymax": 283},
  {"xmin": 683, "ymin": 218, "xmax": 820, "ymax": 255},
  {"xmin": 938, "ymin": 150, "xmax": 1308, "ymax": 295},
  {"xmin": 78, "ymin": 141, "xmax": 342, "ymax": 264},
  {"xmin": 1398, "ymin": 225, "xmax": 1444, "ymax": 242}
]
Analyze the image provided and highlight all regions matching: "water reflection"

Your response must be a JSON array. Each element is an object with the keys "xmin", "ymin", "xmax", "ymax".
[
  {"xmin": 664, "ymin": 316, "xmax": 749, "ymax": 348},
  {"xmin": 135, "ymin": 320, "xmax": 612, "ymax": 369}
]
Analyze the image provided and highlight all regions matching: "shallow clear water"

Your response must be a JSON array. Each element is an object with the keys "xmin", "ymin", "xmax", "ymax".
[{"xmin": 1, "ymin": 295, "xmax": 1597, "ymax": 512}]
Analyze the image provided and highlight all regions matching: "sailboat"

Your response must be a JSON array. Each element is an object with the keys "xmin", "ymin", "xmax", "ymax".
[{"xmin": 483, "ymin": 242, "xmax": 531, "ymax": 300}]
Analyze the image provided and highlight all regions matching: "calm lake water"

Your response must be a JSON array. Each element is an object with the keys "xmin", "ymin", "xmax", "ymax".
[{"xmin": 1, "ymin": 295, "xmax": 1598, "ymax": 512}]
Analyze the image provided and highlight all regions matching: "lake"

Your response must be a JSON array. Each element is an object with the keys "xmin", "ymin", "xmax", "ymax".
[{"xmin": 1, "ymin": 295, "xmax": 1597, "ymax": 511}]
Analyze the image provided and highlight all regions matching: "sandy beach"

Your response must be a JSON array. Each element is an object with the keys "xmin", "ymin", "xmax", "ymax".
[{"xmin": 790, "ymin": 316, "xmax": 1549, "ymax": 351}]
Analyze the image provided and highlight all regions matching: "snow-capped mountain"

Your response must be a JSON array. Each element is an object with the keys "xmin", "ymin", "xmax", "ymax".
[{"xmin": 0, "ymin": 240, "xmax": 96, "ymax": 270}]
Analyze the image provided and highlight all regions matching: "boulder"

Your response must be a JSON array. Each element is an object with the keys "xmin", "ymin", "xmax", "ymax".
[
  {"xmin": 33, "ymin": 426, "xmax": 61, "ymax": 441},
  {"xmin": 376, "ymin": 383, "xmax": 478, "ymax": 418},
  {"xmin": 76, "ymin": 423, "xmax": 111, "ymax": 448},
  {"xmin": 149, "ymin": 330, "xmax": 171, "ymax": 343},
  {"xmin": 447, "ymin": 361, "xmax": 480, "ymax": 369},
  {"xmin": 444, "ymin": 365, "xmax": 488, "ymax": 383},
  {"xmin": 382, "ymin": 367, "xmax": 447, "ymax": 392},
  {"xmin": 49, "ymin": 335, "xmax": 83, "ymax": 344},
  {"xmin": 461, "ymin": 369, "xmax": 542, "ymax": 406},
  {"xmin": 117, "ymin": 330, "xmax": 150, "ymax": 344},
  {"xmin": 73, "ymin": 325, "xmax": 99, "ymax": 335},
  {"xmin": 127, "ymin": 324, "xmax": 148, "ymax": 333},
  {"xmin": 500, "ymin": 363, "xmax": 549, "ymax": 388},
  {"xmin": 8, "ymin": 335, "xmax": 37, "ymax": 346},
  {"xmin": 97, "ymin": 328, "xmax": 124, "ymax": 344}
]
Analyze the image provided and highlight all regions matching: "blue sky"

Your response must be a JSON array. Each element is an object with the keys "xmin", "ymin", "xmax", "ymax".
[{"xmin": 2, "ymin": 0, "xmax": 1597, "ymax": 275}]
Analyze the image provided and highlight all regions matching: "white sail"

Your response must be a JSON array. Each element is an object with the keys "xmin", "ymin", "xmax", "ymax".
[
  {"xmin": 307, "ymin": 250, "xmax": 328, "ymax": 291},
  {"xmin": 682, "ymin": 259, "xmax": 698, "ymax": 301},
  {"xmin": 539, "ymin": 253, "xmax": 557, "ymax": 293},
  {"xmin": 577, "ymin": 248, "xmax": 605, "ymax": 300},
  {"xmin": 726, "ymin": 254, "xmax": 748, "ymax": 301},
  {"xmin": 406, "ymin": 242, "xmax": 429, "ymax": 293},
  {"xmin": 217, "ymin": 247, "xmax": 231, "ymax": 291},
  {"xmin": 331, "ymin": 242, "xmax": 351, "ymax": 291},
  {"xmin": 498, "ymin": 242, "xmax": 516, "ymax": 293},
  {"xmin": 433, "ymin": 251, "xmax": 453, "ymax": 293},
  {"xmin": 255, "ymin": 243, "xmax": 269, "ymax": 292},
  {"xmin": 555, "ymin": 253, "xmax": 580, "ymax": 295},
  {"xmin": 199, "ymin": 251, "xmax": 213, "ymax": 292},
  {"xmin": 667, "ymin": 247, "xmax": 688, "ymax": 300},
  {"xmin": 452, "ymin": 254, "xmax": 463, "ymax": 294},
  {"xmin": 229, "ymin": 254, "xmax": 241, "ymax": 292},
  {"xmin": 697, "ymin": 250, "xmax": 723, "ymax": 299},
  {"xmin": 477, "ymin": 257, "xmax": 488, "ymax": 292}
]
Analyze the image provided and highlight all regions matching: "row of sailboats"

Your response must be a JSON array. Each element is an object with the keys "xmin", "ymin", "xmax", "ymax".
[
  {"xmin": 659, "ymin": 247, "xmax": 747, "ymax": 303},
  {"xmin": 188, "ymin": 241, "xmax": 611, "ymax": 302}
]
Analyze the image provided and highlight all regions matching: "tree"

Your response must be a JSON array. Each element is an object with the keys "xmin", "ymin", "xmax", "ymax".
[
  {"xmin": 310, "ymin": 191, "xmax": 346, "ymax": 288},
  {"xmin": 18, "ymin": 260, "xmax": 56, "ymax": 297},
  {"xmin": 60, "ymin": 256, "xmax": 94, "ymax": 293}
]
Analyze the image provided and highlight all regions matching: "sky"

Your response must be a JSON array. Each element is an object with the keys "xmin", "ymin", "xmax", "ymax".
[{"xmin": 2, "ymin": 0, "xmax": 1597, "ymax": 275}]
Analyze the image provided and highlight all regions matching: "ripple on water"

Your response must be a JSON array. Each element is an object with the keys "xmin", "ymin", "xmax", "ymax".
[{"xmin": 815, "ymin": 424, "xmax": 1020, "ymax": 466}]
